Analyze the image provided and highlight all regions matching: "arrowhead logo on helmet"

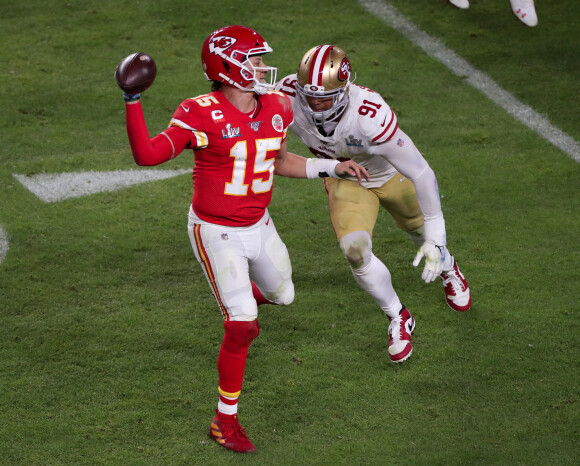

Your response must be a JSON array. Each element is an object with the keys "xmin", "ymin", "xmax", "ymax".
[{"xmin": 209, "ymin": 36, "xmax": 236, "ymax": 55}]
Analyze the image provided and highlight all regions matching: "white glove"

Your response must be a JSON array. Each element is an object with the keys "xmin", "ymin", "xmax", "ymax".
[{"xmin": 413, "ymin": 241, "xmax": 444, "ymax": 283}]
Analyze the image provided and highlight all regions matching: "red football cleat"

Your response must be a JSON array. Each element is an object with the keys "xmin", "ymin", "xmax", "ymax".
[
  {"xmin": 209, "ymin": 410, "xmax": 256, "ymax": 453},
  {"xmin": 388, "ymin": 307, "xmax": 415, "ymax": 363},
  {"xmin": 440, "ymin": 258, "xmax": 471, "ymax": 312}
]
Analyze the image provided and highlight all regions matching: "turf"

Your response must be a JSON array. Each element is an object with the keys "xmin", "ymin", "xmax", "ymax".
[{"xmin": 0, "ymin": 0, "xmax": 578, "ymax": 464}]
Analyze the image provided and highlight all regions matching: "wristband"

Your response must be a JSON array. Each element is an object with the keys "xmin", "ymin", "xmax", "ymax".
[
  {"xmin": 306, "ymin": 158, "xmax": 340, "ymax": 179},
  {"xmin": 123, "ymin": 92, "xmax": 141, "ymax": 102},
  {"xmin": 423, "ymin": 213, "xmax": 447, "ymax": 247}
]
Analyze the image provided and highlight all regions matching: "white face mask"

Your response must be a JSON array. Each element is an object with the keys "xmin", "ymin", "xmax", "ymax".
[
  {"xmin": 296, "ymin": 83, "xmax": 351, "ymax": 124},
  {"xmin": 241, "ymin": 57, "xmax": 278, "ymax": 95}
]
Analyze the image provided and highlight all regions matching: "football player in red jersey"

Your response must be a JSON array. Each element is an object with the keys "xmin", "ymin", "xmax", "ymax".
[
  {"xmin": 276, "ymin": 45, "xmax": 472, "ymax": 364},
  {"xmin": 117, "ymin": 26, "xmax": 367, "ymax": 453}
]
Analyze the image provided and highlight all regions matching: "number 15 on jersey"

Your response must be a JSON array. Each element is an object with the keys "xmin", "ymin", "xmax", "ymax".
[{"xmin": 225, "ymin": 138, "xmax": 281, "ymax": 196}]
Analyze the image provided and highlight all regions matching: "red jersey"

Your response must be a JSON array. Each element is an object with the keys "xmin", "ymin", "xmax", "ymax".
[{"xmin": 168, "ymin": 91, "xmax": 293, "ymax": 227}]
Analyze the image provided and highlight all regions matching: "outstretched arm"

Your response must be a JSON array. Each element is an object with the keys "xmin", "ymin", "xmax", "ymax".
[
  {"xmin": 115, "ymin": 53, "xmax": 186, "ymax": 166},
  {"xmin": 274, "ymin": 142, "xmax": 369, "ymax": 183}
]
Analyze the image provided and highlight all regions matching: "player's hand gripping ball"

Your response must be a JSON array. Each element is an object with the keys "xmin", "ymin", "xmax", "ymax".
[{"xmin": 115, "ymin": 53, "xmax": 157, "ymax": 94}]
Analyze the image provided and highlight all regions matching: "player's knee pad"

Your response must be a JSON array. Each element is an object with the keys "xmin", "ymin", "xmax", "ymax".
[
  {"xmin": 269, "ymin": 279, "xmax": 295, "ymax": 306},
  {"xmin": 339, "ymin": 231, "xmax": 373, "ymax": 270},
  {"xmin": 222, "ymin": 319, "xmax": 260, "ymax": 353}
]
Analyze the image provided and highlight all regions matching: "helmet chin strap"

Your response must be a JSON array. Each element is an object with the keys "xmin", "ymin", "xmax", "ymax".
[
  {"xmin": 252, "ymin": 82, "xmax": 273, "ymax": 95},
  {"xmin": 244, "ymin": 61, "xmax": 277, "ymax": 95},
  {"xmin": 216, "ymin": 73, "xmax": 270, "ymax": 95},
  {"xmin": 217, "ymin": 61, "xmax": 277, "ymax": 95}
]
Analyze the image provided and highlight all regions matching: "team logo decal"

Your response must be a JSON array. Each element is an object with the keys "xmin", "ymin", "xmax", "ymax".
[
  {"xmin": 338, "ymin": 57, "xmax": 351, "ymax": 81},
  {"xmin": 222, "ymin": 123, "xmax": 241, "ymax": 139},
  {"xmin": 305, "ymin": 84, "xmax": 324, "ymax": 92},
  {"xmin": 209, "ymin": 36, "xmax": 236, "ymax": 55},
  {"xmin": 272, "ymin": 114, "xmax": 284, "ymax": 132},
  {"xmin": 248, "ymin": 121, "xmax": 262, "ymax": 132}
]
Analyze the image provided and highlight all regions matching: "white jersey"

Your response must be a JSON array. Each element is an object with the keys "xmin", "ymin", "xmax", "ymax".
[
  {"xmin": 276, "ymin": 74, "xmax": 447, "ymax": 245},
  {"xmin": 276, "ymin": 75, "xmax": 400, "ymax": 188}
]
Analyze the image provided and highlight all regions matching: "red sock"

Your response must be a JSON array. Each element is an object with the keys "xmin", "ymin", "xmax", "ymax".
[
  {"xmin": 217, "ymin": 320, "xmax": 260, "ymax": 410},
  {"xmin": 251, "ymin": 281, "xmax": 274, "ymax": 305}
]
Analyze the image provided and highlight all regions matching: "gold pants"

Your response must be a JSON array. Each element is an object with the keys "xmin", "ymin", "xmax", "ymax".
[{"xmin": 325, "ymin": 175, "xmax": 424, "ymax": 241}]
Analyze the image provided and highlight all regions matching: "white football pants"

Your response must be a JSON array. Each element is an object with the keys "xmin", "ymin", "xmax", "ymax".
[{"xmin": 187, "ymin": 207, "xmax": 294, "ymax": 321}]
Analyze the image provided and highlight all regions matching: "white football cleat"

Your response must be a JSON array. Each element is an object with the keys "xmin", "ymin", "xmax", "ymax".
[
  {"xmin": 448, "ymin": 0, "xmax": 470, "ymax": 9},
  {"xmin": 388, "ymin": 307, "xmax": 415, "ymax": 363},
  {"xmin": 440, "ymin": 258, "xmax": 471, "ymax": 312},
  {"xmin": 510, "ymin": 0, "xmax": 538, "ymax": 27}
]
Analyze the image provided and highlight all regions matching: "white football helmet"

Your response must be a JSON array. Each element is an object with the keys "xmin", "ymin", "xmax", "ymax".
[{"xmin": 295, "ymin": 45, "xmax": 352, "ymax": 124}]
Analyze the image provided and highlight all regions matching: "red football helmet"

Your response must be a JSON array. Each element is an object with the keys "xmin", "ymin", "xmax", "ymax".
[{"xmin": 201, "ymin": 25, "xmax": 277, "ymax": 95}]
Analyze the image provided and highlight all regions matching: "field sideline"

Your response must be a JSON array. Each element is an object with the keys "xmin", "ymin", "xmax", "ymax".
[{"xmin": 0, "ymin": 0, "xmax": 578, "ymax": 464}]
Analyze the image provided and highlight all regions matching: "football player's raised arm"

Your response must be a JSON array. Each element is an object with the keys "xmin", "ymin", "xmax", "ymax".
[{"xmin": 125, "ymin": 101, "xmax": 189, "ymax": 166}]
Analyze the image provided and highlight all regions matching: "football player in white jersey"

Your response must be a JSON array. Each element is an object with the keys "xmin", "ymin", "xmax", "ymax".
[{"xmin": 276, "ymin": 45, "xmax": 471, "ymax": 364}]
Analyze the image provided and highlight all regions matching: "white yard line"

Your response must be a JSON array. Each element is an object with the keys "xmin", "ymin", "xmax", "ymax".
[
  {"xmin": 0, "ymin": 225, "xmax": 8, "ymax": 266},
  {"xmin": 0, "ymin": 168, "xmax": 191, "ymax": 266},
  {"xmin": 358, "ymin": 0, "xmax": 580, "ymax": 162},
  {"xmin": 13, "ymin": 168, "xmax": 191, "ymax": 203}
]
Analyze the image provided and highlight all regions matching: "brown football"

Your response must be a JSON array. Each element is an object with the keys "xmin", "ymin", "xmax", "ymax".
[{"xmin": 115, "ymin": 52, "xmax": 157, "ymax": 94}]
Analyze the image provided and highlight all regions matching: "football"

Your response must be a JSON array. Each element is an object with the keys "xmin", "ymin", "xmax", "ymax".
[{"xmin": 115, "ymin": 52, "xmax": 157, "ymax": 94}]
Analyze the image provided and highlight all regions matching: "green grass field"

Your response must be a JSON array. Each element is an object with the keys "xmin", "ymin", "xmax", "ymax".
[{"xmin": 1, "ymin": 0, "xmax": 578, "ymax": 464}]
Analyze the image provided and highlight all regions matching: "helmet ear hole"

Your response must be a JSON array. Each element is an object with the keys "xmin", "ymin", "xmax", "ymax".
[{"xmin": 222, "ymin": 61, "xmax": 231, "ymax": 74}]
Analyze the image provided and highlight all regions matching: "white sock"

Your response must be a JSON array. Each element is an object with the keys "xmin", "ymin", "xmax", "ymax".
[
  {"xmin": 351, "ymin": 254, "xmax": 402, "ymax": 319},
  {"xmin": 218, "ymin": 400, "xmax": 238, "ymax": 416},
  {"xmin": 218, "ymin": 391, "xmax": 238, "ymax": 415}
]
